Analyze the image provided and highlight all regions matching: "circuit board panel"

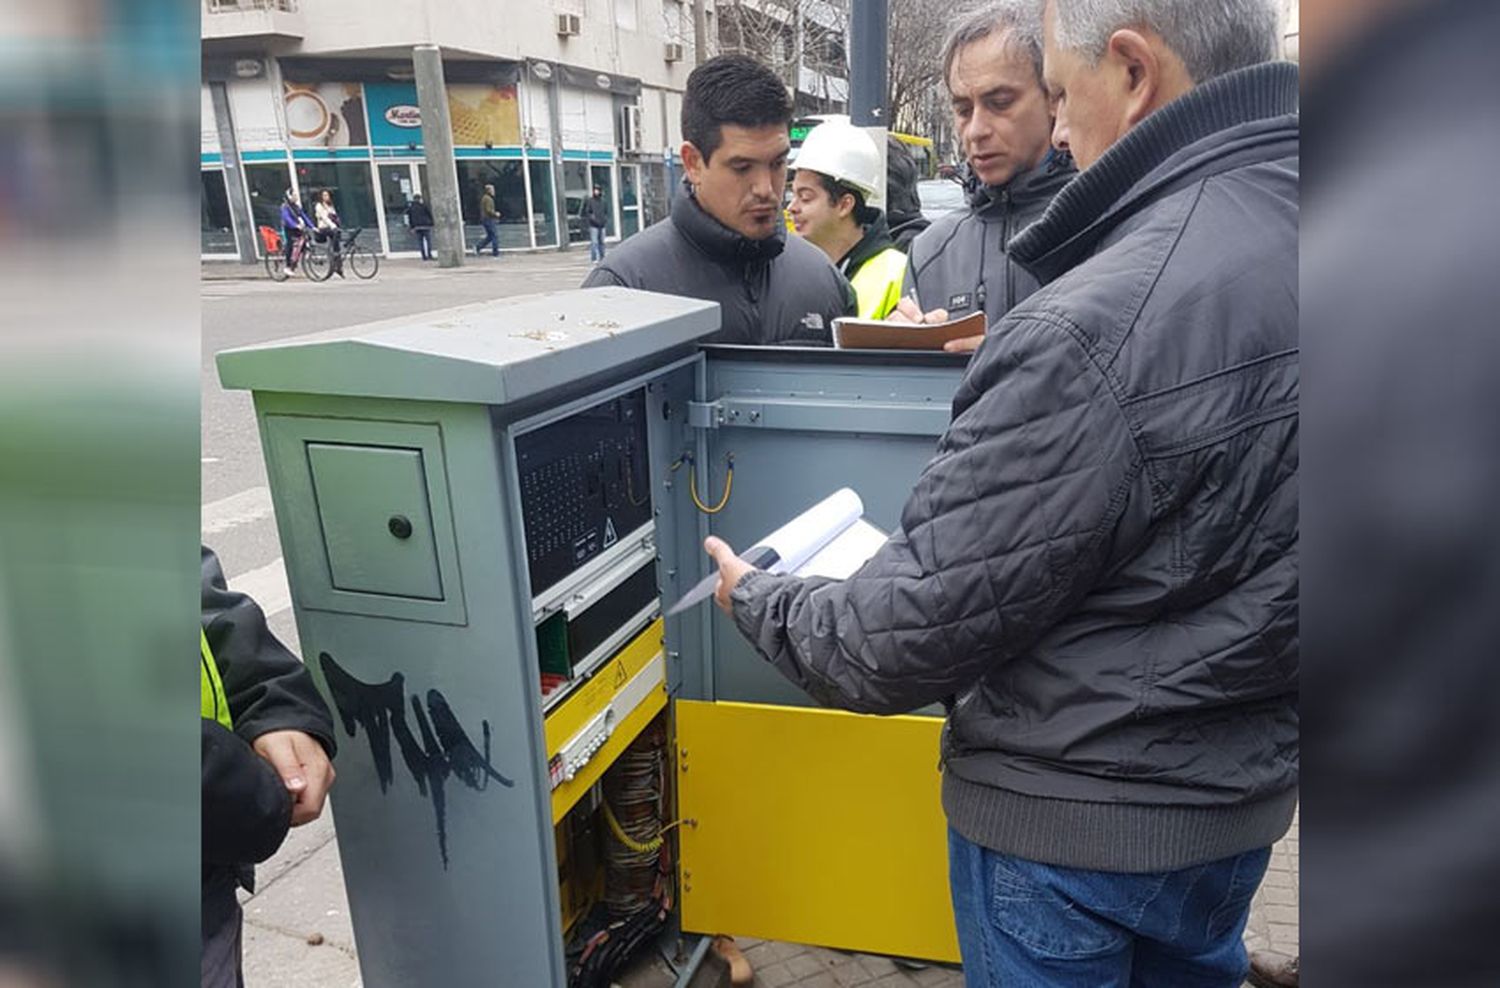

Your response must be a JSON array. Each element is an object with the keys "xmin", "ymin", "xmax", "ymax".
[{"xmin": 516, "ymin": 388, "xmax": 653, "ymax": 596}]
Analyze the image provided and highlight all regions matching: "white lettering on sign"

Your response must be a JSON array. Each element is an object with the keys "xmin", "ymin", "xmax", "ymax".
[{"xmin": 385, "ymin": 105, "xmax": 422, "ymax": 128}]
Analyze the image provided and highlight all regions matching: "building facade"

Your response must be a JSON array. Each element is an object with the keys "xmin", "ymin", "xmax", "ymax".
[{"xmin": 201, "ymin": 0, "xmax": 714, "ymax": 258}]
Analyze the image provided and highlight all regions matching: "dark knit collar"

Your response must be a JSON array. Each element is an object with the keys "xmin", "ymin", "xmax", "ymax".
[
  {"xmin": 672, "ymin": 181, "xmax": 786, "ymax": 264},
  {"xmin": 965, "ymin": 148, "xmax": 1077, "ymax": 214},
  {"xmin": 1011, "ymin": 61, "xmax": 1299, "ymax": 282},
  {"xmin": 840, "ymin": 214, "xmax": 896, "ymax": 276}
]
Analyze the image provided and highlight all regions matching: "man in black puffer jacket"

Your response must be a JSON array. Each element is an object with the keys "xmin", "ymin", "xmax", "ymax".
[
  {"xmin": 583, "ymin": 54, "xmax": 853, "ymax": 345},
  {"xmin": 202, "ymin": 546, "xmax": 336, "ymax": 987},
  {"xmin": 704, "ymin": 0, "xmax": 1297, "ymax": 984}
]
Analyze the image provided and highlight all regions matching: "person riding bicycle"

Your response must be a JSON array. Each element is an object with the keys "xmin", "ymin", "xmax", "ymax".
[
  {"xmin": 314, "ymin": 188, "xmax": 345, "ymax": 279},
  {"xmin": 278, "ymin": 190, "xmax": 312, "ymax": 272}
]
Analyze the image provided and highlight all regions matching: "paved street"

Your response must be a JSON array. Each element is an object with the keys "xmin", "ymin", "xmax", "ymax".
[{"xmin": 202, "ymin": 257, "xmax": 1297, "ymax": 986}]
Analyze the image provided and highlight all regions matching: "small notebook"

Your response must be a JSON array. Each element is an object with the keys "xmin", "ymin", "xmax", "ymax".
[{"xmin": 832, "ymin": 310, "xmax": 986, "ymax": 350}]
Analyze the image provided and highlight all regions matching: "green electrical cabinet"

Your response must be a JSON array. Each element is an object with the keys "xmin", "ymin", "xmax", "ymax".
[{"xmin": 218, "ymin": 288, "xmax": 969, "ymax": 987}]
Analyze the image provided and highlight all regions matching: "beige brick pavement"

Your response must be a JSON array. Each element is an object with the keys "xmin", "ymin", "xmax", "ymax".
[{"xmin": 721, "ymin": 807, "xmax": 1298, "ymax": 987}]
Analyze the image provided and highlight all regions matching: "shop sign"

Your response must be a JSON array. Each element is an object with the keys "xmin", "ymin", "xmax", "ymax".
[
  {"xmin": 531, "ymin": 62, "xmax": 554, "ymax": 81},
  {"xmin": 385, "ymin": 105, "xmax": 422, "ymax": 129},
  {"xmin": 595, "ymin": 74, "xmax": 612, "ymax": 89}
]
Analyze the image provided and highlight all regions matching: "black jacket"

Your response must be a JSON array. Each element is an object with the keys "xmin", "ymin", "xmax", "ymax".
[
  {"xmin": 582, "ymin": 194, "xmax": 609, "ymax": 229},
  {"xmin": 905, "ymin": 151, "xmax": 1075, "ymax": 325},
  {"xmin": 582, "ymin": 185, "xmax": 854, "ymax": 345},
  {"xmin": 201, "ymin": 546, "xmax": 336, "ymax": 937},
  {"xmin": 405, "ymin": 200, "xmax": 433, "ymax": 229},
  {"xmin": 732, "ymin": 62, "xmax": 1299, "ymax": 872}
]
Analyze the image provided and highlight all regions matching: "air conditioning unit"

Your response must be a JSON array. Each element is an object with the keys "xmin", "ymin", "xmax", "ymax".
[
  {"xmin": 556, "ymin": 13, "xmax": 581, "ymax": 36},
  {"xmin": 663, "ymin": 41, "xmax": 684, "ymax": 63},
  {"xmin": 620, "ymin": 104, "xmax": 643, "ymax": 153}
]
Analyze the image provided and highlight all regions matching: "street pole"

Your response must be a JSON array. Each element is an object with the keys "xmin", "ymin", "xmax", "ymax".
[
  {"xmin": 208, "ymin": 81, "xmax": 258, "ymax": 265},
  {"xmin": 848, "ymin": 0, "xmax": 890, "ymax": 207},
  {"xmin": 413, "ymin": 45, "xmax": 465, "ymax": 268},
  {"xmin": 547, "ymin": 67, "xmax": 570, "ymax": 252},
  {"xmin": 693, "ymin": 0, "xmax": 709, "ymax": 65}
]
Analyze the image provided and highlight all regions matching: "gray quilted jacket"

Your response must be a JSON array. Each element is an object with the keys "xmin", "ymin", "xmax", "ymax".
[{"xmin": 731, "ymin": 62, "xmax": 1300, "ymax": 873}]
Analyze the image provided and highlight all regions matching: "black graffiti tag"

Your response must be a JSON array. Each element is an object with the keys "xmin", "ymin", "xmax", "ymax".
[{"xmin": 319, "ymin": 652, "xmax": 514, "ymax": 868}]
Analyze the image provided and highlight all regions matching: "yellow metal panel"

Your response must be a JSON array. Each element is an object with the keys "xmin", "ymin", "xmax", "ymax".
[
  {"xmin": 544, "ymin": 619, "xmax": 668, "ymax": 824},
  {"xmin": 676, "ymin": 700, "xmax": 959, "ymax": 963},
  {"xmin": 550, "ymin": 682, "xmax": 667, "ymax": 824},
  {"xmin": 544, "ymin": 619, "xmax": 664, "ymax": 756}
]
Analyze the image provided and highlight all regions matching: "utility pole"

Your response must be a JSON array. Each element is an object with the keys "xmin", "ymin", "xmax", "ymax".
[
  {"xmin": 413, "ymin": 45, "xmax": 465, "ymax": 268},
  {"xmin": 693, "ymin": 0, "xmax": 709, "ymax": 65},
  {"xmin": 793, "ymin": 4, "xmax": 805, "ymax": 110},
  {"xmin": 208, "ymin": 81, "xmax": 258, "ymax": 264},
  {"xmin": 849, "ymin": 0, "xmax": 890, "ymax": 206}
]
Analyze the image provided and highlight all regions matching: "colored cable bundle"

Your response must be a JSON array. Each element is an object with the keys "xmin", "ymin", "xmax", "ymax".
[{"xmin": 568, "ymin": 724, "xmax": 674, "ymax": 988}]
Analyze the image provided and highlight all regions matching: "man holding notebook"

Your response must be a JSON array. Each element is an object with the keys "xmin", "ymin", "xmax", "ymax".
[{"xmin": 703, "ymin": 0, "xmax": 1298, "ymax": 984}]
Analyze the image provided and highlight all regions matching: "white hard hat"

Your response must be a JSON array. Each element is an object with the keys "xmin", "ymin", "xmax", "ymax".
[{"xmin": 791, "ymin": 121, "xmax": 883, "ymax": 210}]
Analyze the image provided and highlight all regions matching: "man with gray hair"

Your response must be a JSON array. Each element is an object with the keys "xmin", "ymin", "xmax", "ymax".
[
  {"xmin": 699, "ymin": 0, "xmax": 1297, "ymax": 984},
  {"xmin": 899, "ymin": 1, "xmax": 1076, "ymax": 350}
]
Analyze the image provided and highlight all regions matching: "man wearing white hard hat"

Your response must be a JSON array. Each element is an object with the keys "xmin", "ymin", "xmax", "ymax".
[{"xmin": 788, "ymin": 121, "xmax": 909, "ymax": 321}]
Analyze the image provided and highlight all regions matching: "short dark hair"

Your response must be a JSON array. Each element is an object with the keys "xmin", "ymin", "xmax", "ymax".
[
  {"xmin": 813, "ymin": 173, "xmax": 880, "ymax": 227},
  {"xmin": 682, "ymin": 54, "xmax": 792, "ymax": 163}
]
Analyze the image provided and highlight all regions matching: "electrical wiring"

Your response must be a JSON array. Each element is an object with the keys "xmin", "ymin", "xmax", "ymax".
[
  {"xmin": 568, "ymin": 724, "xmax": 675, "ymax": 988},
  {"xmin": 690, "ymin": 454, "xmax": 734, "ymax": 514}
]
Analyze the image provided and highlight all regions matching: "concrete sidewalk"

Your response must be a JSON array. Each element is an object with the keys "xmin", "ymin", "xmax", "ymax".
[{"xmin": 237, "ymin": 809, "xmax": 1297, "ymax": 987}]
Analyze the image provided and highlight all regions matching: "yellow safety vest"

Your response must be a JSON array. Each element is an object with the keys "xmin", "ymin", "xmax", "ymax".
[
  {"xmin": 848, "ymin": 247, "xmax": 909, "ymax": 321},
  {"xmin": 201, "ymin": 629, "xmax": 233, "ymax": 730}
]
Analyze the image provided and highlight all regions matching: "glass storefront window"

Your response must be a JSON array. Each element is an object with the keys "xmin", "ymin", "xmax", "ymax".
[
  {"xmin": 563, "ymin": 161, "xmax": 590, "ymax": 244},
  {"xmin": 295, "ymin": 160, "xmax": 379, "ymax": 236},
  {"xmin": 201, "ymin": 170, "xmax": 236, "ymax": 255},
  {"xmin": 244, "ymin": 161, "xmax": 294, "ymax": 253},
  {"xmin": 529, "ymin": 160, "xmax": 557, "ymax": 248},
  {"xmin": 619, "ymin": 165, "xmax": 641, "ymax": 239},
  {"xmin": 378, "ymin": 163, "xmax": 422, "ymax": 255},
  {"xmin": 456, "ymin": 160, "xmax": 527, "ymax": 250}
]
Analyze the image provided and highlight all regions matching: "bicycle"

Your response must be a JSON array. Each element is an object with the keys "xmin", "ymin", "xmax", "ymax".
[
  {"xmin": 340, "ymin": 227, "xmax": 380, "ymax": 280},
  {"xmin": 301, "ymin": 230, "xmax": 336, "ymax": 282},
  {"xmin": 260, "ymin": 225, "xmax": 314, "ymax": 282}
]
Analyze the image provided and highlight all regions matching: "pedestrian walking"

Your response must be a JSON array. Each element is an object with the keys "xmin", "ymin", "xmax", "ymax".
[
  {"xmin": 405, "ymin": 193, "xmax": 434, "ymax": 261},
  {"xmin": 475, "ymin": 183, "xmax": 501, "ymax": 257},
  {"xmin": 583, "ymin": 185, "xmax": 609, "ymax": 262}
]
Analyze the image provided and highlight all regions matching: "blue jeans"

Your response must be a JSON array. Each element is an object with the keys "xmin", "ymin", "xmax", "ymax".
[
  {"xmin": 476, "ymin": 218, "xmax": 500, "ymax": 256},
  {"xmin": 948, "ymin": 827, "xmax": 1269, "ymax": 987},
  {"xmin": 588, "ymin": 225, "xmax": 606, "ymax": 261}
]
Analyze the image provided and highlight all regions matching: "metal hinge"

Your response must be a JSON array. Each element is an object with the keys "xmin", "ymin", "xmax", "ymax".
[{"xmin": 686, "ymin": 399, "xmax": 722, "ymax": 429}]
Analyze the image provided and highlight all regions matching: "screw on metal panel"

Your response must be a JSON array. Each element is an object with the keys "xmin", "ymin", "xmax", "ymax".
[{"xmin": 748, "ymin": 410, "xmax": 760, "ymax": 423}]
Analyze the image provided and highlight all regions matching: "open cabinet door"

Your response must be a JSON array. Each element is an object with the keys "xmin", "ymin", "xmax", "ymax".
[
  {"xmin": 675, "ymin": 700, "xmax": 959, "ymax": 962},
  {"xmin": 668, "ymin": 346, "xmax": 970, "ymax": 962}
]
